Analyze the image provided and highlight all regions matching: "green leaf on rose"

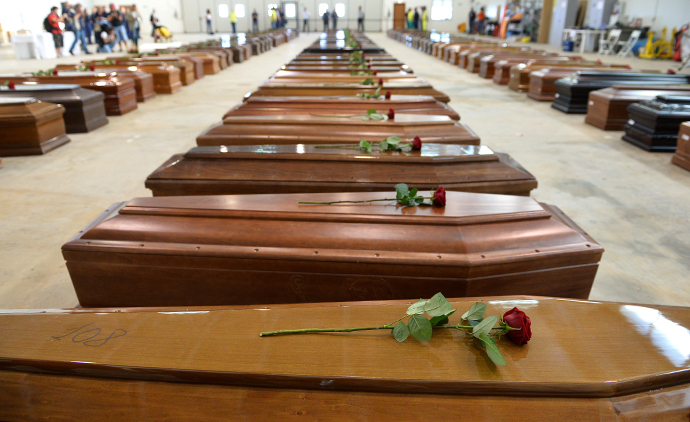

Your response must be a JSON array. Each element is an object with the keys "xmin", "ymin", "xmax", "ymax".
[
  {"xmin": 385, "ymin": 136, "xmax": 402, "ymax": 145},
  {"xmin": 374, "ymin": 87, "xmax": 381, "ymax": 97},
  {"xmin": 410, "ymin": 188, "xmax": 418, "ymax": 197},
  {"xmin": 395, "ymin": 183, "xmax": 409, "ymax": 199},
  {"xmin": 424, "ymin": 292, "xmax": 453, "ymax": 317},
  {"xmin": 408, "ymin": 314, "xmax": 433, "ymax": 342},
  {"xmin": 430, "ymin": 309, "xmax": 456, "ymax": 326},
  {"xmin": 392, "ymin": 321, "xmax": 410, "ymax": 342},
  {"xmin": 359, "ymin": 140, "xmax": 372, "ymax": 152},
  {"xmin": 478, "ymin": 332, "xmax": 507, "ymax": 366},
  {"xmin": 462, "ymin": 302, "xmax": 487, "ymax": 321},
  {"xmin": 367, "ymin": 109, "xmax": 377, "ymax": 115},
  {"xmin": 406, "ymin": 298, "xmax": 427, "ymax": 315},
  {"xmin": 472, "ymin": 315, "xmax": 498, "ymax": 338},
  {"xmin": 379, "ymin": 140, "xmax": 389, "ymax": 151}
]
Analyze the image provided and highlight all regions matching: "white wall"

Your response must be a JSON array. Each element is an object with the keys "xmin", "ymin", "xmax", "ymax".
[
  {"xmin": 621, "ymin": 0, "xmax": 690, "ymax": 33},
  {"xmin": 139, "ymin": 0, "xmax": 186, "ymax": 35}
]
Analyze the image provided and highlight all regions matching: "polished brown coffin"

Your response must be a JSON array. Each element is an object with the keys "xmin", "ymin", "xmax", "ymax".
[
  {"xmin": 197, "ymin": 115, "xmax": 479, "ymax": 146},
  {"xmin": 586, "ymin": 86, "xmax": 690, "ymax": 130},
  {"xmin": 0, "ymin": 97, "xmax": 70, "ymax": 156},
  {"xmin": 281, "ymin": 65, "xmax": 413, "ymax": 74},
  {"xmin": 268, "ymin": 75, "xmax": 423, "ymax": 84},
  {"xmin": 4, "ymin": 296, "xmax": 690, "ymax": 420},
  {"xmin": 0, "ymin": 84, "xmax": 108, "ymax": 133},
  {"xmin": 83, "ymin": 62, "xmax": 182, "ymax": 94},
  {"xmin": 672, "ymin": 122, "xmax": 690, "ymax": 171},
  {"xmin": 62, "ymin": 191, "xmax": 602, "ymax": 307},
  {"xmin": 223, "ymin": 95, "xmax": 460, "ymax": 120},
  {"xmin": 145, "ymin": 144, "xmax": 537, "ymax": 197},
  {"xmin": 54, "ymin": 69, "xmax": 155, "ymax": 103},
  {"xmin": 0, "ymin": 73, "xmax": 137, "ymax": 115},
  {"xmin": 113, "ymin": 57, "xmax": 196, "ymax": 85},
  {"xmin": 527, "ymin": 68, "xmax": 637, "ymax": 101},
  {"xmin": 483, "ymin": 55, "xmax": 580, "ymax": 80},
  {"xmin": 248, "ymin": 82, "xmax": 450, "ymax": 103},
  {"xmin": 494, "ymin": 59, "xmax": 593, "ymax": 85},
  {"xmin": 466, "ymin": 51, "xmax": 547, "ymax": 74},
  {"xmin": 458, "ymin": 47, "xmax": 532, "ymax": 69},
  {"xmin": 272, "ymin": 70, "xmax": 418, "ymax": 81},
  {"xmin": 181, "ymin": 52, "xmax": 221, "ymax": 74},
  {"xmin": 508, "ymin": 63, "xmax": 627, "ymax": 92}
]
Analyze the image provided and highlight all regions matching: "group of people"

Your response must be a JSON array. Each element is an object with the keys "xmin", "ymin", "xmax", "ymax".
[
  {"xmin": 270, "ymin": 7, "xmax": 288, "ymax": 30},
  {"xmin": 406, "ymin": 7, "xmax": 428, "ymax": 31},
  {"xmin": 45, "ymin": 4, "xmax": 168, "ymax": 56},
  {"xmin": 321, "ymin": 9, "xmax": 339, "ymax": 31},
  {"xmin": 468, "ymin": 7, "xmax": 487, "ymax": 35}
]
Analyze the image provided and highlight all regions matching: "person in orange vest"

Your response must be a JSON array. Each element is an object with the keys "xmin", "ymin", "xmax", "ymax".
[{"xmin": 477, "ymin": 7, "xmax": 486, "ymax": 35}]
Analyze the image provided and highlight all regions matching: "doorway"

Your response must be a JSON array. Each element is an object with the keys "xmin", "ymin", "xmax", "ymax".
[
  {"xmin": 393, "ymin": 3, "xmax": 406, "ymax": 29},
  {"xmin": 282, "ymin": 1, "xmax": 299, "ymax": 29}
]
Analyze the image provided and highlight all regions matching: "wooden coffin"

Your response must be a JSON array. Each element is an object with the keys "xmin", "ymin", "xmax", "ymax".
[
  {"xmin": 294, "ymin": 53, "xmax": 396, "ymax": 61},
  {"xmin": 267, "ymin": 76, "xmax": 424, "ymax": 85},
  {"xmin": 508, "ymin": 63, "xmax": 627, "ymax": 92},
  {"xmin": 466, "ymin": 51, "xmax": 547, "ymax": 74},
  {"xmin": 527, "ymin": 68, "xmax": 637, "ymax": 101},
  {"xmin": 623, "ymin": 96, "xmax": 690, "ymax": 151},
  {"xmin": 281, "ymin": 65, "xmax": 413, "ymax": 74},
  {"xmin": 672, "ymin": 122, "xmax": 690, "ymax": 171},
  {"xmin": 272, "ymin": 70, "xmax": 418, "ymax": 81},
  {"xmin": 223, "ymin": 95, "xmax": 460, "ymax": 120},
  {"xmin": 62, "ymin": 191, "xmax": 602, "ymax": 307},
  {"xmin": 169, "ymin": 54, "xmax": 205, "ymax": 80},
  {"xmin": 186, "ymin": 48, "xmax": 232, "ymax": 68},
  {"xmin": 248, "ymin": 83, "xmax": 450, "ymax": 103},
  {"xmin": 145, "ymin": 144, "xmax": 537, "ymax": 197},
  {"xmin": 586, "ymin": 85, "xmax": 690, "ymax": 130},
  {"xmin": 229, "ymin": 45, "xmax": 246, "ymax": 63},
  {"xmin": 0, "ymin": 97, "xmax": 70, "ymax": 156},
  {"xmin": 441, "ymin": 43, "xmax": 493, "ymax": 64},
  {"xmin": 6, "ymin": 296, "xmax": 690, "ymax": 420},
  {"xmin": 82, "ymin": 62, "xmax": 182, "ymax": 94},
  {"xmin": 0, "ymin": 74, "xmax": 136, "ymax": 115},
  {"xmin": 54, "ymin": 69, "xmax": 156, "ymax": 103},
  {"xmin": 552, "ymin": 72, "xmax": 689, "ymax": 114},
  {"xmin": 458, "ymin": 47, "xmax": 532, "ymax": 69},
  {"xmin": 197, "ymin": 114, "xmax": 479, "ymax": 146},
  {"xmin": 0, "ymin": 84, "xmax": 107, "ymax": 133},
  {"xmin": 480, "ymin": 54, "xmax": 575, "ymax": 80},
  {"xmin": 288, "ymin": 60, "xmax": 406, "ymax": 68},
  {"xmin": 114, "ymin": 57, "xmax": 196, "ymax": 85},
  {"xmin": 181, "ymin": 52, "xmax": 221, "ymax": 74}
]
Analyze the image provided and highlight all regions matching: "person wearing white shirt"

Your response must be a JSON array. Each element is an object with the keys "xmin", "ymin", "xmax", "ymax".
[
  {"xmin": 205, "ymin": 9, "xmax": 213, "ymax": 34},
  {"xmin": 302, "ymin": 8, "xmax": 310, "ymax": 32},
  {"xmin": 357, "ymin": 7, "xmax": 365, "ymax": 32}
]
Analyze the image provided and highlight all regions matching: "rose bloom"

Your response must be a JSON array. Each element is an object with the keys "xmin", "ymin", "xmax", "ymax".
[
  {"xmin": 52, "ymin": 69, "xmax": 58, "ymax": 75},
  {"xmin": 373, "ymin": 70, "xmax": 378, "ymax": 76},
  {"xmin": 378, "ymin": 78, "xmax": 383, "ymax": 86},
  {"xmin": 432, "ymin": 187, "xmax": 446, "ymax": 206},
  {"xmin": 412, "ymin": 136, "xmax": 422, "ymax": 150},
  {"xmin": 387, "ymin": 109, "xmax": 395, "ymax": 119},
  {"xmin": 503, "ymin": 307, "xmax": 532, "ymax": 345},
  {"xmin": 89, "ymin": 65, "xmax": 95, "ymax": 71},
  {"xmin": 385, "ymin": 90, "xmax": 392, "ymax": 100},
  {"xmin": 8, "ymin": 81, "xmax": 15, "ymax": 89}
]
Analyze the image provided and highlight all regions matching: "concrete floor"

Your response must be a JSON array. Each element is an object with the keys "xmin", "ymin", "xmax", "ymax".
[{"xmin": 0, "ymin": 32, "xmax": 688, "ymax": 309}]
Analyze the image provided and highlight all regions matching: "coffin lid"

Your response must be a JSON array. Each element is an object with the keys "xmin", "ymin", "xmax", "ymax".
[
  {"xmin": 183, "ymin": 144, "xmax": 497, "ymax": 163},
  {"xmin": 2, "ymin": 296, "xmax": 688, "ymax": 398},
  {"xmin": 262, "ymin": 82, "xmax": 430, "ymax": 88},
  {"xmin": 0, "ymin": 84, "xmax": 80, "ymax": 91},
  {"xmin": 0, "ymin": 96, "xmax": 37, "ymax": 105},
  {"xmin": 243, "ymin": 94, "xmax": 439, "ymax": 104},
  {"xmin": 221, "ymin": 114, "xmax": 454, "ymax": 126}
]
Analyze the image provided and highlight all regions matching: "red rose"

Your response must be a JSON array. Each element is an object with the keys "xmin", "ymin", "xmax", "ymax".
[
  {"xmin": 387, "ymin": 108, "xmax": 395, "ymax": 119},
  {"xmin": 378, "ymin": 78, "xmax": 384, "ymax": 86},
  {"xmin": 503, "ymin": 307, "xmax": 532, "ymax": 345},
  {"xmin": 385, "ymin": 90, "xmax": 391, "ymax": 100},
  {"xmin": 115, "ymin": 59, "xmax": 121, "ymax": 64},
  {"xmin": 432, "ymin": 187, "xmax": 446, "ymax": 206},
  {"xmin": 412, "ymin": 136, "xmax": 422, "ymax": 150},
  {"xmin": 667, "ymin": 69, "xmax": 676, "ymax": 74},
  {"xmin": 8, "ymin": 81, "xmax": 15, "ymax": 89},
  {"xmin": 89, "ymin": 65, "xmax": 95, "ymax": 71},
  {"xmin": 373, "ymin": 70, "xmax": 378, "ymax": 76},
  {"xmin": 52, "ymin": 69, "xmax": 58, "ymax": 75},
  {"xmin": 367, "ymin": 63, "xmax": 371, "ymax": 69}
]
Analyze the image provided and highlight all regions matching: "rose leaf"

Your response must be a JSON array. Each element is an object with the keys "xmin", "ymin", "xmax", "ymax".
[
  {"xmin": 478, "ymin": 332, "xmax": 507, "ymax": 366},
  {"xmin": 409, "ymin": 314, "xmax": 433, "ymax": 342},
  {"xmin": 392, "ymin": 321, "xmax": 410, "ymax": 342},
  {"xmin": 462, "ymin": 302, "xmax": 487, "ymax": 321}
]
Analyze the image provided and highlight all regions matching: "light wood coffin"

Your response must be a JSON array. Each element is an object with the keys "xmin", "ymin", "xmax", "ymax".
[
  {"xmin": 0, "ymin": 97, "xmax": 70, "ymax": 156},
  {"xmin": 111, "ymin": 57, "xmax": 196, "ymax": 85},
  {"xmin": 62, "ymin": 191, "xmax": 602, "ymax": 307},
  {"xmin": 160, "ymin": 54, "xmax": 205, "ymax": 80},
  {"xmin": 0, "ymin": 74, "xmax": 137, "ymax": 115},
  {"xmin": 248, "ymin": 82, "xmax": 450, "ymax": 103},
  {"xmin": 83, "ymin": 62, "xmax": 183, "ymax": 94},
  {"xmin": 197, "ymin": 115, "xmax": 480, "ymax": 146},
  {"xmin": 457, "ymin": 47, "xmax": 533, "ymax": 69},
  {"xmin": 184, "ymin": 49, "xmax": 231, "ymax": 69},
  {"xmin": 4, "ymin": 296, "xmax": 690, "ymax": 420},
  {"xmin": 623, "ymin": 96, "xmax": 690, "ymax": 151},
  {"xmin": 223, "ymin": 95, "xmax": 460, "ymax": 120},
  {"xmin": 180, "ymin": 52, "xmax": 221, "ymax": 74},
  {"xmin": 0, "ymin": 84, "xmax": 108, "ymax": 133},
  {"xmin": 672, "ymin": 122, "xmax": 690, "ymax": 171},
  {"xmin": 466, "ymin": 51, "xmax": 547, "ymax": 74},
  {"xmin": 527, "ymin": 68, "xmax": 637, "ymax": 101},
  {"xmin": 493, "ymin": 59, "xmax": 592, "ymax": 85},
  {"xmin": 145, "ymin": 144, "xmax": 537, "ymax": 197},
  {"xmin": 586, "ymin": 85, "xmax": 690, "ymax": 130},
  {"xmin": 54, "ymin": 70, "xmax": 156, "ymax": 103}
]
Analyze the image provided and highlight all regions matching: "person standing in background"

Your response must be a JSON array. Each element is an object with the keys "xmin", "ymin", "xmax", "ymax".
[
  {"xmin": 230, "ymin": 8, "xmax": 237, "ymax": 33},
  {"xmin": 150, "ymin": 9, "xmax": 158, "ymax": 36},
  {"xmin": 83, "ymin": 8, "xmax": 92, "ymax": 43},
  {"xmin": 322, "ymin": 9, "xmax": 329, "ymax": 31},
  {"xmin": 468, "ymin": 7, "xmax": 476, "ymax": 34},
  {"xmin": 421, "ymin": 6, "xmax": 428, "ymax": 31},
  {"xmin": 406, "ymin": 8, "xmax": 413, "ymax": 29},
  {"xmin": 69, "ymin": 3, "xmax": 90, "ymax": 55},
  {"xmin": 46, "ymin": 6, "xmax": 64, "ymax": 57},
  {"xmin": 302, "ymin": 8, "xmax": 310, "ymax": 32},
  {"xmin": 357, "ymin": 6, "xmax": 364, "ymax": 32},
  {"xmin": 109, "ymin": 4, "xmax": 129, "ymax": 52},
  {"xmin": 252, "ymin": 9, "xmax": 259, "ymax": 32},
  {"xmin": 205, "ymin": 9, "xmax": 213, "ymax": 34},
  {"xmin": 476, "ymin": 7, "xmax": 485, "ymax": 35},
  {"xmin": 126, "ymin": 5, "xmax": 141, "ymax": 46},
  {"xmin": 414, "ymin": 8, "xmax": 420, "ymax": 30},
  {"xmin": 279, "ymin": 7, "xmax": 286, "ymax": 27},
  {"xmin": 270, "ymin": 7, "xmax": 277, "ymax": 29},
  {"xmin": 331, "ymin": 9, "xmax": 337, "ymax": 29}
]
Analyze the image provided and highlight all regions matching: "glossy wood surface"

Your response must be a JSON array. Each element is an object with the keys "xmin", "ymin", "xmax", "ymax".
[
  {"xmin": 508, "ymin": 63, "xmax": 628, "ymax": 92},
  {"xmin": 224, "ymin": 95, "xmax": 460, "ymax": 120},
  {"xmin": 0, "ymin": 84, "xmax": 108, "ymax": 133},
  {"xmin": 144, "ymin": 144, "xmax": 537, "ymax": 197},
  {"xmin": 672, "ymin": 122, "xmax": 690, "ymax": 171},
  {"xmin": 623, "ymin": 98, "xmax": 690, "ymax": 151},
  {"xmin": 248, "ymin": 83, "xmax": 449, "ymax": 103},
  {"xmin": 493, "ymin": 59, "xmax": 593, "ymax": 85},
  {"xmin": 83, "ymin": 61, "xmax": 183, "ymax": 94},
  {"xmin": 3, "ymin": 296, "xmax": 690, "ymax": 420},
  {"xmin": 0, "ymin": 98, "xmax": 70, "ymax": 155},
  {"xmin": 110, "ymin": 57, "xmax": 196, "ymax": 85},
  {"xmin": 483, "ymin": 55, "xmax": 579, "ymax": 80},
  {"xmin": 54, "ymin": 69, "xmax": 156, "ymax": 103},
  {"xmin": 528, "ymin": 68, "xmax": 637, "ymax": 101},
  {"xmin": 197, "ymin": 114, "xmax": 480, "ymax": 146}
]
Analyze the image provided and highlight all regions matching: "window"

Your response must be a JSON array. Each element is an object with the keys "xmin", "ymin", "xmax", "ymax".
[
  {"xmin": 318, "ymin": 3, "xmax": 329, "ymax": 16},
  {"xmin": 218, "ymin": 4, "xmax": 229, "ymax": 18},
  {"xmin": 235, "ymin": 4, "xmax": 245, "ymax": 18},
  {"xmin": 267, "ymin": 4, "xmax": 277, "ymax": 16},
  {"xmin": 285, "ymin": 3, "xmax": 296, "ymax": 18},
  {"xmin": 335, "ymin": 3, "xmax": 345, "ymax": 17},
  {"xmin": 430, "ymin": 0, "xmax": 452, "ymax": 20}
]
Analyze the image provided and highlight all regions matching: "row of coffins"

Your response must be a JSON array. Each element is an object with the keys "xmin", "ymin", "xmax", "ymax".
[
  {"xmin": 62, "ymin": 30, "xmax": 604, "ymax": 308},
  {"xmin": 0, "ymin": 30, "xmax": 300, "ymax": 158},
  {"xmin": 389, "ymin": 30, "xmax": 690, "ymax": 168},
  {"xmin": 5, "ymin": 31, "xmax": 687, "ymax": 420}
]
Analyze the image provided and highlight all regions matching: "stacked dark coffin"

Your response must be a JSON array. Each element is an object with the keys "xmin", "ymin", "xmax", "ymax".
[
  {"xmin": 586, "ymin": 85, "xmax": 690, "ymax": 130},
  {"xmin": 224, "ymin": 95, "xmax": 460, "ymax": 120},
  {"xmin": 248, "ymin": 82, "xmax": 450, "ymax": 103},
  {"xmin": 527, "ymin": 68, "xmax": 637, "ymax": 101},
  {"xmin": 5, "ymin": 297, "xmax": 690, "ymax": 420},
  {"xmin": 53, "ymin": 69, "xmax": 156, "ymax": 103},
  {"xmin": 623, "ymin": 96, "xmax": 690, "ymax": 151},
  {"xmin": 197, "ymin": 115, "xmax": 480, "ymax": 146},
  {"xmin": 0, "ymin": 97, "xmax": 70, "ymax": 156},
  {"xmin": 0, "ymin": 84, "xmax": 108, "ymax": 133},
  {"xmin": 0, "ymin": 73, "xmax": 137, "ymax": 115},
  {"xmin": 552, "ymin": 72, "xmax": 690, "ymax": 114},
  {"xmin": 672, "ymin": 122, "xmax": 690, "ymax": 171},
  {"xmin": 83, "ymin": 61, "xmax": 183, "ymax": 94},
  {"xmin": 62, "ymin": 191, "xmax": 602, "ymax": 307},
  {"xmin": 146, "ymin": 144, "xmax": 537, "ymax": 197}
]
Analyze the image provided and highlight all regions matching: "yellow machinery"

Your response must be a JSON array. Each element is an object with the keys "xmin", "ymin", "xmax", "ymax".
[{"xmin": 639, "ymin": 28, "xmax": 675, "ymax": 59}]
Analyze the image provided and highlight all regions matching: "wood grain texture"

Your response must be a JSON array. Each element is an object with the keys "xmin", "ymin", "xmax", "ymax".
[
  {"xmin": 0, "ymin": 98, "xmax": 70, "ymax": 156},
  {"xmin": 249, "ymin": 83, "xmax": 449, "ymax": 103}
]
